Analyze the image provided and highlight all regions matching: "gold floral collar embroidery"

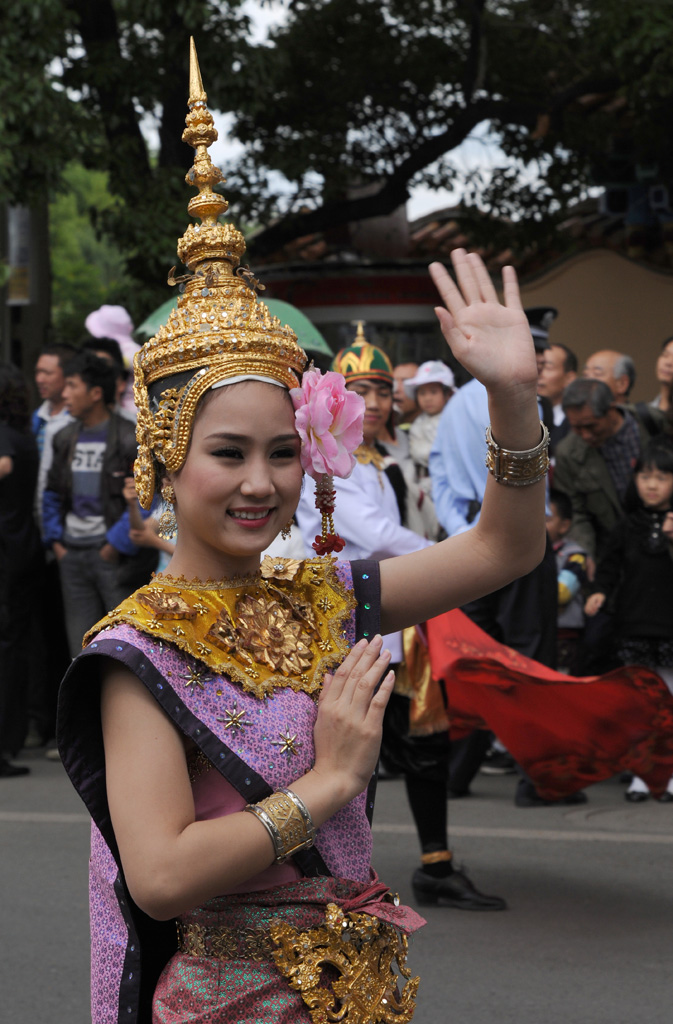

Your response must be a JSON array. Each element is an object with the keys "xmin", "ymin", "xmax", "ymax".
[
  {"xmin": 85, "ymin": 557, "xmax": 356, "ymax": 700},
  {"xmin": 354, "ymin": 444, "xmax": 386, "ymax": 471}
]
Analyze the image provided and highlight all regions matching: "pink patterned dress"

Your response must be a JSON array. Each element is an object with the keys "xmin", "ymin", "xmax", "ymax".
[{"xmin": 58, "ymin": 559, "xmax": 423, "ymax": 1024}]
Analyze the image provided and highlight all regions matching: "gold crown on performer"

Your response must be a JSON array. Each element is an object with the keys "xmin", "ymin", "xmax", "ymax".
[{"xmin": 133, "ymin": 38, "xmax": 307, "ymax": 509}]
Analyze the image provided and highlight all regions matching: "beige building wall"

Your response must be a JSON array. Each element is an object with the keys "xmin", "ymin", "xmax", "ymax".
[{"xmin": 519, "ymin": 250, "xmax": 673, "ymax": 402}]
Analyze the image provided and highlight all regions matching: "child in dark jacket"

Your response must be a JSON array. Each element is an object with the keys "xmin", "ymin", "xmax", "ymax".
[
  {"xmin": 585, "ymin": 439, "xmax": 673, "ymax": 802},
  {"xmin": 548, "ymin": 489, "xmax": 588, "ymax": 674}
]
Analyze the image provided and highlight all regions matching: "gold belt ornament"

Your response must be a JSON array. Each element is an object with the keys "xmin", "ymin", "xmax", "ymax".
[
  {"xmin": 177, "ymin": 919, "xmax": 274, "ymax": 962},
  {"xmin": 270, "ymin": 903, "xmax": 418, "ymax": 1024},
  {"xmin": 177, "ymin": 902, "xmax": 418, "ymax": 1023}
]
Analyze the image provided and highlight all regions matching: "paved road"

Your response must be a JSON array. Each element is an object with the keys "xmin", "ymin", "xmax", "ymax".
[{"xmin": 3, "ymin": 749, "xmax": 673, "ymax": 1023}]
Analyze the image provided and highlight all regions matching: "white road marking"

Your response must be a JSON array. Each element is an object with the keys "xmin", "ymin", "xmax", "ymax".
[
  {"xmin": 373, "ymin": 823, "xmax": 673, "ymax": 844},
  {"xmin": 3, "ymin": 813, "xmax": 672, "ymax": 846},
  {"xmin": 0, "ymin": 811, "xmax": 90, "ymax": 824}
]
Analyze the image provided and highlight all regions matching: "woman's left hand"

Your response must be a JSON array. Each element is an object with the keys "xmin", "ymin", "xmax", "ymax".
[
  {"xmin": 311, "ymin": 635, "xmax": 395, "ymax": 801},
  {"xmin": 430, "ymin": 250, "xmax": 537, "ymax": 399}
]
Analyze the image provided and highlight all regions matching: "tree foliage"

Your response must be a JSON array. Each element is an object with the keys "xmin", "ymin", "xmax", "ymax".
[
  {"xmin": 232, "ymin": 0, "xmax": 673, "ymax": 256},
  {"xmin": 1, "ymin": 0, "xmax": 252, "ymax": 319},
  {"xmin": 50, "ymin": 162, "xmax": 131, "ymax": 344},
  {"xmin": 2, "ymin": 0, "xmax": 673, "ymax": 317}
]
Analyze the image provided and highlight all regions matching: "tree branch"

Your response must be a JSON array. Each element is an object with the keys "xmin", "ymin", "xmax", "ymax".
[
  {"xmin": 249, "ymin": 61, "xmax": 627, "ymax": 260},
  {"xmin": 547, "ymin": 74, "xmax": 623, "ymax": 115},
  {"xmin": 249, "ymin": 97, "xmax": 536, "ymax": 258}
]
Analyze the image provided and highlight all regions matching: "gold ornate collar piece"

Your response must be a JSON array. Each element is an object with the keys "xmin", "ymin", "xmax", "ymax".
[
  {"xmin": 86, "ymin": 557, "xmax": 356, "ymax": 700},
  {"xmin": 354, "ymin": 444, "xmax": 386, "ymax": 471}
]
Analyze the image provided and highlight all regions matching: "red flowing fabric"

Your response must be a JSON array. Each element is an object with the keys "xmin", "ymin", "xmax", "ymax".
[{"xmin": 427, "ymin": 609, "xmax": 673, "ymax": 800}]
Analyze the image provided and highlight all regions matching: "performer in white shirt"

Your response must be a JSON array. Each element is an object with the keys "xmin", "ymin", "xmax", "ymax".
[{"xmin": 296, "ymin": 326, "xmax": 506, "ymax": 910}]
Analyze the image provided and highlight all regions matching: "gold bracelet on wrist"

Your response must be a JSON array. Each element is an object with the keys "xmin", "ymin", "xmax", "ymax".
[
  {"xmin": 484, "ymin": 421, "xmax": 550, "ymax": 486},
  {"xmin": 245, "ymin": 788, "xmax": 316, "ymax": 864}
]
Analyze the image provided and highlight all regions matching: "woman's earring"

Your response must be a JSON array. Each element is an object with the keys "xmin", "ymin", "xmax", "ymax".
[
  {"xmin": 280, "ymin": 519, "xmax": 293, "ymax": 541},
  {"xmin": 158, "ymin": 483, "xmax": 178, "ymax": 540}
]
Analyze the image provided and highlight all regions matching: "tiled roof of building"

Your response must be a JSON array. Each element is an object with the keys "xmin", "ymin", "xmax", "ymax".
[{"xmin": 253, "ymin": 196, "xmax": 673, "ymax": 278}]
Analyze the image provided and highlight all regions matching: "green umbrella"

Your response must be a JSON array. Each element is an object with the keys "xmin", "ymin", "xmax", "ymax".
[
  {"xmin": 136, "ymin": 295, "xmax": 332, "ymax": 355},
  {"xmin": 263, "ymin": 298, "xmax": 332, "ymax": 355},
  {"xmin": 136, "ymin": 297, "xmax": 177, "ymax": 338}
]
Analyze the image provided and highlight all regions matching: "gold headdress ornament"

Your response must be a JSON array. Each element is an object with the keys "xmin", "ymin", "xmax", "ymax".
[{"xmin": 133, "ymin": 38, "xmax": 307, "ymax": 509}]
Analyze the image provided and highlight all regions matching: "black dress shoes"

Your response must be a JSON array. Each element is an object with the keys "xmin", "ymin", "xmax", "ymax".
[
  {"xmin": 625, "ymin": 790, "xmax": 649, "ymax": 802},
  {"xmin": 0, "ymin": 758, "xmax": 30, "ymax": 777},
  {"xmin": 412, "ymin": 868, "xmax": 507, "ymax": 911}
]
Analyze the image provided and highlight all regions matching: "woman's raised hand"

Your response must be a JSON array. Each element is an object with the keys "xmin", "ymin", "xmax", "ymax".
[
  {"xmin": 311, "ymin": 635, "xmax": 394, "ymax": 801},
  {"xmin": 430, "ymin": 250, "xmax": 537, "ymax": 398}
]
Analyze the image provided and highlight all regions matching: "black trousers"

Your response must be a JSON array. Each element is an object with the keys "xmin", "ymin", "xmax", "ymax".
[{"xmin": 381, "ymin": 691, "xmax": 451, "ymax": 855}]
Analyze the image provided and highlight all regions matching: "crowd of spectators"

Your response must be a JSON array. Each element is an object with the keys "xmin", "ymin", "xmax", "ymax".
[
  {"xmin": 2, "ymin": 304, "xmax": 673, "ymax": 813},
  {"xmin": 0, "ymin": 307, "xmax": 154, "ymax": 776},
  {"xmin": 382, "ymin": 321, "xmax": 673, "ymax": 807}
]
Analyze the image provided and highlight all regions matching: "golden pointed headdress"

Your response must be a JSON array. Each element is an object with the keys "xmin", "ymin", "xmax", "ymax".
[{"xmin": 133, "ymin": 38, "xmax": 307, "ymax": 508}]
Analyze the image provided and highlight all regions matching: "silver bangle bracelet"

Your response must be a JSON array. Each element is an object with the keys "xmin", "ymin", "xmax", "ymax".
[
  {"xmin": 245, "ymin": 787, "xmax": 316, "ymax": 864},
  {"xmin": 484, "ymin": 421, "xmax": 550, "ymax": 486},
  {"xmin": 245, "ymin": 803, "xmax": 284, "ymax": 860},
  {"xmin": 279, "ymin": 787, "xmax": 316, "ymax": 844}
]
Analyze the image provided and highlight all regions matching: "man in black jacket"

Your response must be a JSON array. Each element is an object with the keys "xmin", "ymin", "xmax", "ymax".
[{"xmin": 43, "ymin": 353, "xmax": 156, "ymax": 656}]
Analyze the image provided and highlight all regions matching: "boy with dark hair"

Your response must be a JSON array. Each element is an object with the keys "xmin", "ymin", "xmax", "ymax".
[
  {"xmin": 42, "ymin": 353, "xmax": 156, "ymax": 656},
  {"xmin": 81, "ymin": 338, "xmax": 134, "ymax": 420},
  {"xmin": 63, "ymin": 350, "xmax": 117, "ymax": 405},
  {"xmin": 81, "ymin": 336, "xmax": 125, "ymax": 367}
]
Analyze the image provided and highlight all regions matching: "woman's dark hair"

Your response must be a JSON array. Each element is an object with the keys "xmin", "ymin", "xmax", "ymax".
[
  {"xmin": 0, "ymin": 363, "xmax": 31, "ymax": 431},
  {"xmin": 63, "ymin": 352, "xmax": 117, "ymax": 406},
  {"xmin": 634, "ymin": 438, "xmax": 673, "ymax": 476}
]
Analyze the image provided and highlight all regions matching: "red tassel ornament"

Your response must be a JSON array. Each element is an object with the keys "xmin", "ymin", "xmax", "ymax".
[{"xmin": 311, "ymin": 473, "xmax": 346, "ymax": 555}]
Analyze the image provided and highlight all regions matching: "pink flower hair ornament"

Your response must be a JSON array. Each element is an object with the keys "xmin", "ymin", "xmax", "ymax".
[{"xmin": 290, "ymin": 368, "xmax": 364, "ymax": 555}]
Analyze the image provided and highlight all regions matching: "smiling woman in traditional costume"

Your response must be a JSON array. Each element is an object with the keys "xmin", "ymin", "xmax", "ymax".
[{"xmin": 57, "ymin": 40, "xmax": 549, "ymax": 1024}]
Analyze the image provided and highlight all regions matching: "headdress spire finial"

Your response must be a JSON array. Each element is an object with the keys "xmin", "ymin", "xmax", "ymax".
[
  {"xmin": 188, "ymin": 36, "xmax": 207, "ymax": 106},
  {"xmin": 132, "ymin": 40, "xmax": 307, "ymax": 510},
  {"xmin": 178, "ymin": 37, "xmax": 240, "ymax": 269}
]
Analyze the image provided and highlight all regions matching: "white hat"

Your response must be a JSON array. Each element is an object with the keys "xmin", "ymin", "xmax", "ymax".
[{"xmin": 404, "ymin": 360, "xmax": 455, "ymax": 399}]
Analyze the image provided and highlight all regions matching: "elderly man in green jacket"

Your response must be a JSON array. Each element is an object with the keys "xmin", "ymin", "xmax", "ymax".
[
  {"xmin": 554, "ymin": 377, "xmax": 664, "ymax": 564},
  {"xmin": 554, "ymin": 377, "xmax": 665, "ymax": 673}
]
